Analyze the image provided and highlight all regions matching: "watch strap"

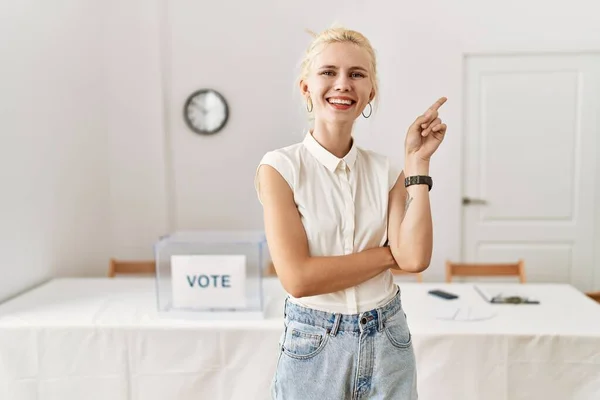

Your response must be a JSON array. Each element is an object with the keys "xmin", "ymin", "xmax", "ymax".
[{"xmin": 404, "ymin": 175, "xmax": 433, "ymax": 191}]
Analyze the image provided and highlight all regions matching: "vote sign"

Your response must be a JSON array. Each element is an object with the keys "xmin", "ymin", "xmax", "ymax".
[{"xmin": 171, "ymin": 254, "xmax": 246, "ymax": 309}]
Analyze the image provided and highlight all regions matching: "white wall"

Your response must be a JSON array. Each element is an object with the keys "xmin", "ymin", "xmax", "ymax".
[
  {"xmin": 107, "ymin": 0, "xmax": 598, "ymax": 283},
  {"xmin": 0, "ymin": 1, "xmax": 109, "ymax": 302},
  {"xmin": 104, "ymin": 1, "xmax": 169, "ymax": 261}
]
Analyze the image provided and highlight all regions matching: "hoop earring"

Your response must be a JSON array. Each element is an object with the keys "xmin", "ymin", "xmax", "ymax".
[
  {"xmin": 306, "ymin": 97, "xmax": 313, "ymax": 113},
  {"xmin": 362, "ymin": 102, "xmax": 372, "ymax": 118}
]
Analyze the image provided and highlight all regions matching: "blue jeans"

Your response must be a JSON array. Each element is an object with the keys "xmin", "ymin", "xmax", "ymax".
[{"xmin": 271, "ymin": 285, "xmax": 418, "ymax": 399}]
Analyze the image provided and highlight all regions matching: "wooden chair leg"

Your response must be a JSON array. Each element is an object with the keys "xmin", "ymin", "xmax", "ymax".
[
  {"xmin": 445, "ymin": 260, "xmax": 452, "ymax": 283},
  {"xmin": 108, "ymin": 258, "xmax": 116, "ymax": 278},
  {"xmin": 518, "ymin": 259, "xmax": 526, "ymax": 283}
]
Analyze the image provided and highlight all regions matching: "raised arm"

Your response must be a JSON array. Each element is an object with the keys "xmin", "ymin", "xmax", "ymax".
[
  {"xmin": 387, "ymin": 97, "xmax": 448, "ymax": 272},
  {"xmin": 387, "ymin": 170, "xmax": 432, "ymax": 272},
  {"xmin": 257, "ymin": 164, "xmax": 397, "ymax": 298}
]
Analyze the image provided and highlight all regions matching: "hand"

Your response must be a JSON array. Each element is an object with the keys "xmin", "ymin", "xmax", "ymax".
[
  {"xmin": 383, "ymin": 246, "xmax": 402, "ymax": 270},
  {"xmin": 405, "ymin": 97, "xmax": 448, "ymax": 162}
]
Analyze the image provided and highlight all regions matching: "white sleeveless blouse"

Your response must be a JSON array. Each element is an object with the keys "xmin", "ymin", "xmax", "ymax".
[{"xmin": 255, "ymin": 132, "xmax": 402, "ymax": 314}]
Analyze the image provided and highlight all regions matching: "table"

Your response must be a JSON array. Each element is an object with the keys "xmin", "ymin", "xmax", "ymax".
[{"xmin": 0, "ymin": 278, "xmax": 599, "ymax": 400}]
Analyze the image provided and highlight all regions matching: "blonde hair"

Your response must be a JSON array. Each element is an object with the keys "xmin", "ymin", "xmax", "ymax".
[{"xmin": 299, "ymin": 26, "xmax": 379, "ymax": 106}]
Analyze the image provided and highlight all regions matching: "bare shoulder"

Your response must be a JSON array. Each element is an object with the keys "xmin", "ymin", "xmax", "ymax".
[
  {"xmin": 255, "ymin": 143, "xmax": 303, "ymax": 202},
  {"xmin": 255, "ymin": 144, "xmax": 310, "ymax": 294},
  {"xmin": 256, "ymin": 164, "xmax": 294, "ymax": 205}
]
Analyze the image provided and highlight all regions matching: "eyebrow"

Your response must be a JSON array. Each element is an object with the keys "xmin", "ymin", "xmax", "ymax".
[{"xmin": 318, "ymin": 65, "xmax": 369, "ymax": 73}]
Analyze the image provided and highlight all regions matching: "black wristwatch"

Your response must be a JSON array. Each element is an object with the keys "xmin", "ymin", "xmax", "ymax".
[{"xmin": 404, "ymin": 175, "xmax": 433, "ymax": 191}]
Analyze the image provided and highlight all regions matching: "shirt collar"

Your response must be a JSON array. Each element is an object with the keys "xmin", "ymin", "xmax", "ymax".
[{"xmin": 302, "ymin": 131, "xmax": 358, "ymax": 172}]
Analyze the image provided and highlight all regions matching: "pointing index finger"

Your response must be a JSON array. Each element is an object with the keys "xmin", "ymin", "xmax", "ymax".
[{"xmin": 428, "ymin": 97, "xmax": 447, "ymax": 112}]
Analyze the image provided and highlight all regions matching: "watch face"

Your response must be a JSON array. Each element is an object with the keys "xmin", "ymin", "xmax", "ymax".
[{"xmin": 184, "ymin": 89, "xmax": 229, "ymax": 135}]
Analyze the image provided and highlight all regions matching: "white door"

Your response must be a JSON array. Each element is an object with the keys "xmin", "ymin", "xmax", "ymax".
[{"xmin": 462, "ymin": 53, "xmax": 599, "ymax": 291}]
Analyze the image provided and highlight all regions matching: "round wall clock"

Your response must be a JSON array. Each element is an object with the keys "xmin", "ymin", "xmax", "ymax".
[{"xmin": 183, "ymin": 89, "xmax": 229, "ymax": 135}]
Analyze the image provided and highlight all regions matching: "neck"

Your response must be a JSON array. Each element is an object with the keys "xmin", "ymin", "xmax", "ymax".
[{"xmin": 311, "ymin": 119, "xmax": 354, "ymax": 158}]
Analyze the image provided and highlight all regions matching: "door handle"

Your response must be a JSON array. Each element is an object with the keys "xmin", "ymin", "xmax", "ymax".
[{"xmin": 462, "ymin": 197, "xmax": 488, "ymax": 205}]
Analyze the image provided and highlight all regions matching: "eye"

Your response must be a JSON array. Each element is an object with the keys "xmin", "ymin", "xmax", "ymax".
[
  {"xmin": 351, "ymin": 72, "xmax": 365, "ymax": 78},
  {"xmin": 320, "ymin": 70, "xmax": 335, "ymax": 76}
]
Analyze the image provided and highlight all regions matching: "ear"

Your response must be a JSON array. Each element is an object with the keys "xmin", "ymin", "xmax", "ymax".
[
  {"xmin": 369, "ymin": 89, "xmax": 376, "ymax": 103},
  {"xmin": 299, "ymin": 79, "xmax": 310, "ymax": 97}
]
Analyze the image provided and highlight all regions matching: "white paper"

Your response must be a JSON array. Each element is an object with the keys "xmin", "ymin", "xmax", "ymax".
[
  {"xmin": 171, "ymin": 254, "xmax": 247, "ymax": 309},
  {"xmin": 435, "ymin": 305, "xmax": 496, "ymax": 321}
]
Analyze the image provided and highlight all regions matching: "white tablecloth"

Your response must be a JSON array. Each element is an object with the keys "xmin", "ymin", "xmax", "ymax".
[{"xmin": 0, "ymin": 278, "xmax": 599, "ymax": 400}]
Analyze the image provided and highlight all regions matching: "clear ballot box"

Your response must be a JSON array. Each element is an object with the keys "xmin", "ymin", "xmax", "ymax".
[{"xmin": 154, "ymin": 230, "xmax": 269, "ymax": 319}]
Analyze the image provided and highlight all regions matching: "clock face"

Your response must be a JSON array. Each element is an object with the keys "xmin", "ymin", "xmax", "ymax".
[{"xmin": 183, "ymin": 89, "xmax": 229, "ymax": 135}]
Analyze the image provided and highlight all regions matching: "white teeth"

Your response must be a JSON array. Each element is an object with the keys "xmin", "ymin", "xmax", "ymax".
[{"xmin": 328, "ymin": 98, "xmax": 353, "ymax": 105}]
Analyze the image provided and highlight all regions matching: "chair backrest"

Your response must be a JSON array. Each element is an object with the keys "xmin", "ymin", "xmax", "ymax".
[
  {"xmin": 445, "ymin": 259, "xmax": 526, "ymax": 283},
  {"xmin": 586, "ymin": 291, "xmax": 600, "ymax": 303},
  {"xmin": 391, "ymin": 269, "xmax": 423, "ymax": 283},
  {"xmin": 108, "ymin": 258, "xmax": 156, "ymax": 277}
]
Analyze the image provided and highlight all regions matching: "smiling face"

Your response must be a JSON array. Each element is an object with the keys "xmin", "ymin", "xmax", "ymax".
[{"xmin": 300, "ymin": 41, "xmax": 375, "ymax": 125}]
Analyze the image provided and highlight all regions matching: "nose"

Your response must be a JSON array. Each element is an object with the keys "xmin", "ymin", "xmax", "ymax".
[{"xmin": 334, "ymin": 74, "xmax": 351, "ymax": 92}]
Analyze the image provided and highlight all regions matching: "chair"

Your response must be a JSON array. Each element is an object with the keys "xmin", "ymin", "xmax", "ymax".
[
  {"xmin": 585, "ymin": 291, "xmax": 600, "ymax": 303},
  {"xmin": 445, "ymin": 259, "xmax": 526, "ymax": 283},
  {"xmin": 391, "ymin": 269, "xmax": 424, "ymax": 283},
  {"xmin": 108, "ymin": 258, "xmax": 156, "ymax": 277}
]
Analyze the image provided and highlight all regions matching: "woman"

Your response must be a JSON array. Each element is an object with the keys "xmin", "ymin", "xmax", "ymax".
[{"xmin": 254, "ymin": 26, "xmax": 447, "ymax": 400}]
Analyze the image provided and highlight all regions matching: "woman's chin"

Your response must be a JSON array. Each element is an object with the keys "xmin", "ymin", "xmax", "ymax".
[{"xmin": 320, "ymin": 111, "xmax": 360, "ymax": 124}]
